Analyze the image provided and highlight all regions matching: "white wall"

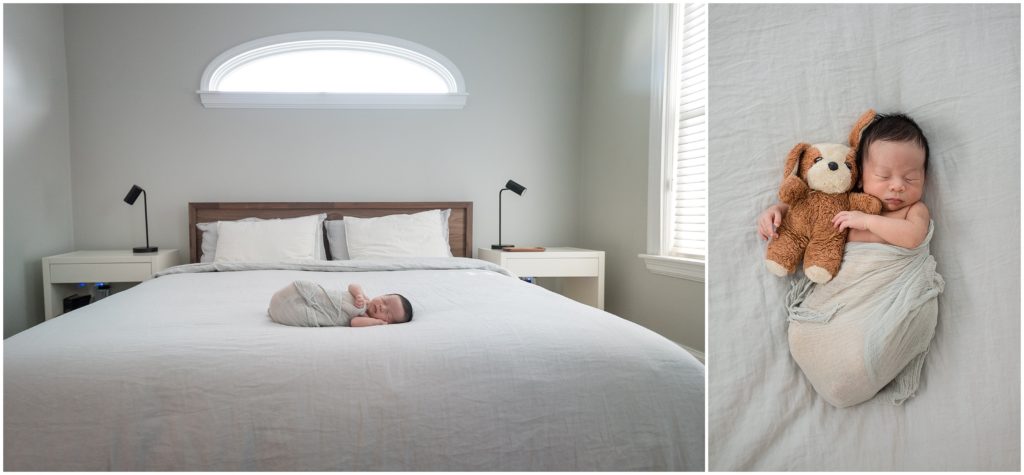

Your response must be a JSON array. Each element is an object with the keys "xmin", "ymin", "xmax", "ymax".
[
  {"xmin": 3, "ymin": 4, "xmax": 75, "ymax": 338},
  {"xmin": 579, "ymin": 4, "xmax": 704, "ymax": 352},
  {"xmin": 62, "ymin": 4, "xmax": 584, "ymax": 257}
]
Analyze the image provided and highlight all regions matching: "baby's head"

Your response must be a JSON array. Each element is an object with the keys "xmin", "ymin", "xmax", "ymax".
[
  {"xmin": 855, "ymin": 113, "xmax": 929, "ymax": 211},
  {"xmin": 366, "ymin": 293, "xmax": 414, "ymax": 324}
]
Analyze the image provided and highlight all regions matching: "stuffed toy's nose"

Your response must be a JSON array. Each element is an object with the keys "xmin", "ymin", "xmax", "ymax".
[{"xmin": 828, "ymin": 162, "xmax": 839, "ymax": 171}]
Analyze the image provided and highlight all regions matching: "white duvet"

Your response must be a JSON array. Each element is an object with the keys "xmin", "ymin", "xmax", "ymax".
[{"xmin": 4, "ymin": 259, "xmax": 704, "ymax": 471}]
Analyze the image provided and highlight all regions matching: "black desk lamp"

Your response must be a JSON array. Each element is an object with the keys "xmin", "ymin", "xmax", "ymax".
[
  {"xmin": 491, "ymin": 179, "xmax": 526, "ymax": 249},
  {"xmin": 123, "ymin": 185, "xmax": 158, "ymax": 254}
]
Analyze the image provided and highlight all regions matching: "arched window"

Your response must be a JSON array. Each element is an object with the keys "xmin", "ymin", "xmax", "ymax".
[{"xmin": 198, "ymin": 31, "xmax": 468, "ymax": 109}]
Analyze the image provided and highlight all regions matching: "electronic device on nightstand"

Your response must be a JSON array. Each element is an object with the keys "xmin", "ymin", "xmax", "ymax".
[{"xmin": 42, "ymin": 249, "xmax": 180, "ymax": 319}]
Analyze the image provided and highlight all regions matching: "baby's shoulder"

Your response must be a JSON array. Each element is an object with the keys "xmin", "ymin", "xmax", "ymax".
[{"xmin": 908, "ymin": 201, "xmax": 930, "ymax": 220}]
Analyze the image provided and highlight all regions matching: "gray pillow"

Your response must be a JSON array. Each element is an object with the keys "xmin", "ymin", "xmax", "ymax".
[{"xmin": 324, "ymin": 219, "xmax": 351, "ymax": 260}]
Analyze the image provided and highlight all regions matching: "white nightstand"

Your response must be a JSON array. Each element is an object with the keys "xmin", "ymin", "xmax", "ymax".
[
  {"xmin": 42, "ymin": 249, "xmax": 180, "ymax": 320},
  {"xmin": 478, "ymin": 247, "xmax": 605, "ymax": 309}
]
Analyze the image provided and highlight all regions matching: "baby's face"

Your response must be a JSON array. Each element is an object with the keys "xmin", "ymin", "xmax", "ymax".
[
  {"xmin": 861, "ymin": 140, "xmax": 926, "ymax": 212},
  {"xmin": 366, "ymin": 294, "xmax": 407, "ymax": 324}
]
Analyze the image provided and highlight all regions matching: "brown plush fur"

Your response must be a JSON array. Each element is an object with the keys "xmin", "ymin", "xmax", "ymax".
[{"xmin": 766, "ymin": 110, "xmax": 882, "ymax": 284}]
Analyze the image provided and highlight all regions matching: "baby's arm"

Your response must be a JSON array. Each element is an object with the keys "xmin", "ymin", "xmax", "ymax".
[
  {"xmin": 351, "ymin": 316, "xmax": 386, "ymax": 327},
  {"xmin": 833, "ymin": 201, "xmax": 930, "ymax": 248},
  {"xmin": 757, "ymin": 202, "xmax": 790, "ymax": 241},
  {"xmin": 348, "ymin": 283, "xmax": 367, "ymax": 308}
]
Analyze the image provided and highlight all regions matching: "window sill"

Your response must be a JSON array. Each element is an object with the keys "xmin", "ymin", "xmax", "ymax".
[
  {"xmin": 638, "ymin": 254, "xmax": 704, "ymax": 282},
  {"xmin": 197, "ymin": 91, "xmax": 468, "ymax": 110}
]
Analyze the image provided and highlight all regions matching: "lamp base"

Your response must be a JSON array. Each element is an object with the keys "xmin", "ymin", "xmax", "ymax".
[
  {"xmin": 491, "ymin": 244, "xmax": 513, "ymax": 250},
  {"xmin": 133, "ymin": 246, "xmax": 158, "ymax": 254}
]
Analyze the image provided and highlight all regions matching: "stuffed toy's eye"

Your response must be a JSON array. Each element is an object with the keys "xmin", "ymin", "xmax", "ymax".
[
  {"xmin": 845, "ymin": 163, "xmax": 852, "ymax": 169},
  {"xmin": 814, "ymin": 157, "xmax": 823, "ymax": 163}
]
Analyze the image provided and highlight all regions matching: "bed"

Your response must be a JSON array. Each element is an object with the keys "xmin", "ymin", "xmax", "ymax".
[
  {"xmin": 4, "ymin": 202, "xmax": 704, "ymax": 471},
  {"xmin": 707, "ymin": 4, "xmax": 1020, "ymax": 471}
]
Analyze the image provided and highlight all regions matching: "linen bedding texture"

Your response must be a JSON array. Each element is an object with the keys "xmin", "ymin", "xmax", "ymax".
[
  {"xmin": 786, "ymin": 222, "xmax": 944, "ymax": 408},
  {"xmin": 6, "ymin": 258, "xmax": 704, "ymax": 470},
  {"xmin": 268, "ymin": 280, "xmax": 366, "ymax": 327}
]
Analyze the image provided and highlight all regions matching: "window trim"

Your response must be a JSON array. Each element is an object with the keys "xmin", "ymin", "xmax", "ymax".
[
  {"xmin": 641, "ymin": 3, "xmax": 704, "ymax": 283},
  {"xmin": 197, "ymin": 31, "xmax": 468, "ymax": 109}
]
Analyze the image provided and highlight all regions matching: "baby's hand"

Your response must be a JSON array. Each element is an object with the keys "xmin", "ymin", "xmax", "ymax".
[
  {"xmin": 833, "ymin": 210, "xmax": 871, "ymax": 232},
  {"xmin": 348, "ymin": 283, "xmax": 367, "ymax": 308},
  {"xmin": 757, "ymin": 205, "xmax": 784, "ymax": 241}
]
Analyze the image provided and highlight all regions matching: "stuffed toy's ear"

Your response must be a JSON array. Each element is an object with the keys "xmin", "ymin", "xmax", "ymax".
[
  {"xmin": 849, "ymin": 109, "xmax": 877, "ymax": 148},
  {"xmin": 784, "ymin": 142, "xmax": 810, "ymax": 179}
]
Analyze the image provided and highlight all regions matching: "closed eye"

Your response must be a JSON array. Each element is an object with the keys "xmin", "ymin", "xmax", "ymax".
[{"xmin": 813, "ymin": 157, "xmax": 823, "ymax": 163}]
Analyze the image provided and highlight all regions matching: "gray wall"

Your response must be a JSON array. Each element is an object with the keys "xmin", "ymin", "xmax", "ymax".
[
  {"xmin": 579, "ymin": 4, "xmax": 704, "ymax": 352},
  {"xmin": 62, "ymin": 4, "xmax": 583, "ymax": 257},
  {"xmin": 3, "ymin": 4, "xmax": 74, "ymax": 338}
]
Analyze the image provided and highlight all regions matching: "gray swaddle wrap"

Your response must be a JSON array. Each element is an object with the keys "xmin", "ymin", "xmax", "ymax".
[
  {"xmin": 268, "ymin": 281, "xmax": 366, "ymax": 327},
  {"xmin": 785, "ymin": 221, "xmax": 944, "ymax": 408}
]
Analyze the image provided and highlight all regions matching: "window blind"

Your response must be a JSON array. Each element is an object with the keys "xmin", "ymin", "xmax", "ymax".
[{"xmin": 672, "ymin": 3, "xmax": 707, "ymax": 258}]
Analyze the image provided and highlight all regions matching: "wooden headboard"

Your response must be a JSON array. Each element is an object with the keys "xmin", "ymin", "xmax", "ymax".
[{"xmin": 188, "ymin": 202, "xmax": 473, "ymax": 263}]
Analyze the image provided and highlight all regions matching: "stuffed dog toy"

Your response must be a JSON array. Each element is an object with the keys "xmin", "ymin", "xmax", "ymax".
[{"xmin": 765, "ymin": 110, "xmax": 882, "ymax": 284}]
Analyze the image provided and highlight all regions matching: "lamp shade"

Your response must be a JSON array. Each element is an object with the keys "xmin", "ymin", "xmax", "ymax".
[
  {"xmin": 505, "ymin": 180, "xmax": 526, "ymax": 195},
  {"xmin": 123, "ymin": 185, "xmax": 144, "ymax": 205}
]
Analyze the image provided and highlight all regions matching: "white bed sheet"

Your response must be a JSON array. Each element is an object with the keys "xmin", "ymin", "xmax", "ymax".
[
  {"xmin": 708, "ymin": 4, "xmax": 1020, "ymax": 471},
  {"xmin": 4, "ymin": 259, "xmax": 704, "ymax": 470}
]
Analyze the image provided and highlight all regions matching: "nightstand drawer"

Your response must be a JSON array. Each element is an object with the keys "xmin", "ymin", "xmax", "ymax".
[
  {"xmin": 49, "ymin": 262, "xmax": 152, "ymax": 283},
  {"xmin": 503, "ymin": 257, "xmax": 599, "ymax": 277}
]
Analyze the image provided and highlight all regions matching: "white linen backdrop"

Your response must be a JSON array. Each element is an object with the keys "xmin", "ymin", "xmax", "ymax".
[{"xmin": 708, "ymin": 4, "xmax": 1019, "ymax": 471}]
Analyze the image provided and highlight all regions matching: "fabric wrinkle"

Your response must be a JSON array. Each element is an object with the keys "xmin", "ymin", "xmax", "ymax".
[{"xmin": 786, "ymin": 221, "xmax": 943, "ymax": 407}]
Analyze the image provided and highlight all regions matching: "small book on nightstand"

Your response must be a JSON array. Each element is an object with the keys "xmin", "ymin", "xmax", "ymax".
[{"xmin": 503, "ymin": 247, "xmax": 546, "ymax": 252}]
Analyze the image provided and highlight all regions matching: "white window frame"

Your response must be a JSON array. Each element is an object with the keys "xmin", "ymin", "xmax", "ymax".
[
  {"xmin": 640, "ymin": 3, "xmax": 705, "ymax": 283},
  {"xmin": 197, "ymin": 31, "xmax": 468, "ymax": 109}
]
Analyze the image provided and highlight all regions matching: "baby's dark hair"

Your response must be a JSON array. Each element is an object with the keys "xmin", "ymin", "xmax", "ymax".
[
  {"xmin": 856, "ymin": 112, "xmax": 931, "ymax": 180},
  {"xmin": 394, "ymin": 294, "xmax": 413, "ymax": 323}
]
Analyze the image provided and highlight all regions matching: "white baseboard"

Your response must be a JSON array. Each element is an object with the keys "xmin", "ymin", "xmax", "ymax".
[{"xmin": 676, "ymin": 341, "xmax": 705, "ymax": 363}]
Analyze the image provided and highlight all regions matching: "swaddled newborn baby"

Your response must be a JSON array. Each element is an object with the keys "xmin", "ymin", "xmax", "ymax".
[
  {"xmin": 268, "ymin": 282, "xmax": 413, "ymax": 327},
  {"xmin": 759, "ymin": 113, "xmax": 943, "ymax": 408}
]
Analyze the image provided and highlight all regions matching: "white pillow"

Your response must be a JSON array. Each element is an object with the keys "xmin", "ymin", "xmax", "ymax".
[
  {"xmin": 344, "ymin": 209, "xmax": 451, "ymax": 259},
  {"xmin": 198, "ymin": 214, "xmax": 326, "ymax": 262},
  {"xmin": 326, "ymin": 209, "xmax": 452, "ymax": 260},
  {"xmin": 214, "ymin": 214, "xmax": 322, "ymax": 262}
]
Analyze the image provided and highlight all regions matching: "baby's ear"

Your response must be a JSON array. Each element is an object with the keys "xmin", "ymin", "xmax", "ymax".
[{"xmin": 849, "ymin": 109, "xmax": 876, "ymax": 149}]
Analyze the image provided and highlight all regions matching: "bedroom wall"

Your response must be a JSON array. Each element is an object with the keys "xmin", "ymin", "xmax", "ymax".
[
  {"xmin": 578, "ymin": 4, "xmax": 704, "ymax": 353},
  {"xmin": 62, "ymin": 4, "xmax": 583, "ymax": 259},
  {"xmin": 3, "ymin": 4, "xmax": 75, "ymax": 338}
]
